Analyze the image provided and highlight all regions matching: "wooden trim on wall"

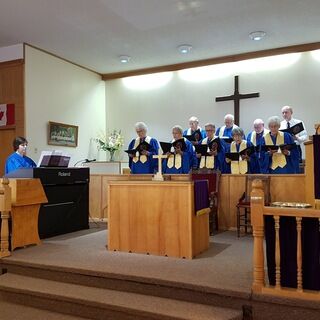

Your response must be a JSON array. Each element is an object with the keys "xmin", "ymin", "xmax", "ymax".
[
  {"xmin": 24, "ymin": 43, "xmax": 102, "ymax": 77},
  {"xmin": 102, "ymin": 42, "xmax": 320, "ymax": 80},
  {"xmin": 0, "ymin": 59, "xmax": 24, "ymax": 68}
]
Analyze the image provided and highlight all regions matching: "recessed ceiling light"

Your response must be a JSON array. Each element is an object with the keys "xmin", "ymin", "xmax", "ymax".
[
  {"xmin": 249, "ymin": 31, "xmax": 266, "ymax": 41},
  {"xmin": 119, "ymin": 55, "xmax": 131, "ymax": 63},
  {"xmin": 178, "ymin": 44, "xmax": 192, "ymax": 54}
]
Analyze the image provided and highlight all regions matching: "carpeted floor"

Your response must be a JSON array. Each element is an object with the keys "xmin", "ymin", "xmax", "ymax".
[{"xmin": 4, "ymin": 228, "xmax": 253, "ymax": 295}]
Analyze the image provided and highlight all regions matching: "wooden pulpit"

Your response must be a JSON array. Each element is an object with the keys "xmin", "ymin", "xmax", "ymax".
[
  {"xmin": 107, "ymin": 180, "xmax": 209, "ymax": 259},
  {"xmin": 1, "ymin": 178, "xmax": 47, "ymax": 253}
]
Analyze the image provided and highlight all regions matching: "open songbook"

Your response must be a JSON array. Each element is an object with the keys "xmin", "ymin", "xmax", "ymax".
[
  {"xmin": 125, "ymin": 140, "xmax": 151, "ymax": 155},
  {"xmin": 225, "ymin": 145, "xmax": 256, "ymax": 161},
  {"xmin": 184, "ymin": 129, "xmax": 202, "ymax": 142},
  {"xmin": 280, "ymin": 122, "xmax": 304, "ymax": 135},
  {"xmin": 160, "ymin": 139, "xmax": 186, "ymax": 154},
  {"xmin": 195, "ymin": 138, "xmax": 222, "ymax": 155}
]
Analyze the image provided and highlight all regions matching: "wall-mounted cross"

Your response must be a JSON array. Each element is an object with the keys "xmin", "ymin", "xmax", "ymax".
[{"xmin": 215, "ymin": 75, "xmax": 260, "ymax": 126}]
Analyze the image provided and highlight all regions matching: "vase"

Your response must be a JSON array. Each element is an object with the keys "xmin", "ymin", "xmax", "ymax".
[{"xmin": 109, "ymin": 150, "xmax": 115, "ymax": 161}]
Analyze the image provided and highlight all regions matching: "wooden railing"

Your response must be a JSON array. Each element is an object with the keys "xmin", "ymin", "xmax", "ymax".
[
  {"xmin": 0, "ymin": 178, "xmax": 11, "ymax": 258},
  {"xmin": 251, "ymin": 179, "xmax": 320, "ymax": 300}
]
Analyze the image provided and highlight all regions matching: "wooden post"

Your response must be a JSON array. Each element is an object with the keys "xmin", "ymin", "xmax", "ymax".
[
  {"xmin": 274, "ymin": 215, "xmax": 281, "ymax": 289},
  {"xmin": 0, "ymin": 178, "xmax": 12, "ymax": 258},
  {"xmin": 250, "ymin": 179, "xmax": 265, "ymax": 292},
  {"xmin": 152, "ymin": 154, "xmax": 167, "ymax": 181}
]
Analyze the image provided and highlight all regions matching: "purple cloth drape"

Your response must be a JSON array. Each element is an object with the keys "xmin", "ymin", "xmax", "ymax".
[{"xmin": 194, "ymin": 180, "xmax": 209, "ymax": 214}]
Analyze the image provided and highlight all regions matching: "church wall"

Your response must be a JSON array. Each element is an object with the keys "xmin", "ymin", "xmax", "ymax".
[
  {"xmin": 105, "ymin": 51, "xmax": 320, "ymax": 160},
  {"xmin": 25, "ymin": 45, "xmax": 106, "ymax": 165}
]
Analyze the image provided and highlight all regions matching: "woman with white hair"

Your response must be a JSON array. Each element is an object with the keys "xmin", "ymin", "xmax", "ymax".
[
  {"xmin": 163, "ymin": 125, "xmax": 195, "ymax": 174},
  {"xmin": 127, "ymin": 122, "xmax": 159, "ymax": 174},
  {"xmin": 260, "ymin": 116, "xmax": 299, "ymax": 174}
]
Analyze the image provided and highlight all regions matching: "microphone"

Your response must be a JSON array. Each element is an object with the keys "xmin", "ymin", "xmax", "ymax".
[{"xmin": 74, "ymin": 159, "xmax": 96, "ymax": 167}]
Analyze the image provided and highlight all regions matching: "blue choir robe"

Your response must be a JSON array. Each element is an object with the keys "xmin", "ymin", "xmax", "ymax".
[
  {"xmin": 216, "ymin": 124, "xmax": 246, "ymax": 139},
  {"xmin": 5, "ymin": 152, "xmax": 36, "ymax": 174},
  {"xmin": 260, "ymin": 131, "xmax": 299, "ymax": 174},
  {"xmin": 183, "ymin": 127, "xmax": 206, "ymax": 141},
  {"xmin": 128, "ymin": 136, "xmax": 159, "ymax": 174},
  {"xmin": 246, "ymin": 129, "xmax": 270, "ymax": 174},
  {"xmin": 163, "ymin": 138, "xmax": 195, "ymax": 174},
  {"xmin": 197, "ymin": 137, "xmax": 226, "ymax": 172},
  {"xmin": 225, "ymin": 140, "xmax": 255, "ymax": 174}
]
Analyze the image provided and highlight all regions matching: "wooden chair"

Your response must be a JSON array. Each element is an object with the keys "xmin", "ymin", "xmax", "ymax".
[
  {"xmin": 236, "ymin": 175, "xmax": 270, "ymax": 237},
  {"xmin": 191, "ymin": 170, "xmax": 221, "ymax": 235}
]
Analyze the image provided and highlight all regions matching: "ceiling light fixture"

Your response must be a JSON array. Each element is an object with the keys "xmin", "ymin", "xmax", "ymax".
[
  {"xmin": 249, "ymin": 31, "xmax": 266, "ymax": 41},
  {"xmin": 119, "ymin": 55, "xmax": 131, "ymax": 63},
  {"xmin": 178, "ymin": 44, "xmax": 192, "ymax": 54}
]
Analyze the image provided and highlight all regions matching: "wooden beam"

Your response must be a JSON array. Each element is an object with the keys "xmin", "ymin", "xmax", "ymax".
[{"xmin": 102, "ymin": 42, "xmax": 320, "ymax": 80}]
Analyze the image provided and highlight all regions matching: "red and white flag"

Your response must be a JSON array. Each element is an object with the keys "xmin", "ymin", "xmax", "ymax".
[{"xmin": 0, "ymin": 104, "xmax": 15, "ymax": 126}]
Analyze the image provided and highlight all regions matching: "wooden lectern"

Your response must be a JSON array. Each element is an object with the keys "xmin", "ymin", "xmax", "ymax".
[
  {"xmin": 0, "ymin": 178, "xmax": 47, "ymax": 254},
  {"xmin": 107, "ymin": 180, "xmax": 209, "ymax": 259}
]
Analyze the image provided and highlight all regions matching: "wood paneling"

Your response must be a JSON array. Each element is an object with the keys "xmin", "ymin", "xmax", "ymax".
[
  {"xmin": 107, "ymin": 181, "xmax": 208, "ymax": 259},
  {"xmin": 90, "ymin": 173, "xmax": 306, "ymax": 230},
  {"xmin": 0, "ymin": 59, "xmax": 25, "ymax": 176}
]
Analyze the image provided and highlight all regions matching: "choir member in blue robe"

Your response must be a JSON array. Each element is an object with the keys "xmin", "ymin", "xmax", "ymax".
[
  {"xmin": 163, "ymin": 125, "xmax": 195, "ymax": 174},
  {"xmin": 246, "ymin": 119, "xmax": 270, "ymax": 173},
  {"xmin": 183, "ymin": 116, "xmax": 206, "ymax": 145},
  {"xmin": 225, "ymin": 127, "xmax": 254, "ymax": 174},
  {"xmin": 5, "ymin": 136, "xmax": 36, "ymax": 174},
  {"xmin": 127, "ymin": 122, "xmax": 159, "ymax": 174},
  {"xmin": 260, "ymin": 116, "xmax": 300, "ymax": 174},
  {"xmin": 216, "ymin": 114, "xmax": 243, "ymax": 139},
  {"xmin": 195, "ymin": 123, "xmax": 227, "ymax": 172}
]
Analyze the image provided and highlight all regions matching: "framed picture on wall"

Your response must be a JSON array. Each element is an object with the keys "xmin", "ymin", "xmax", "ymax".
[{"xmin": 48, "ymin": 121, "xmax": 78, "ymax": 147}]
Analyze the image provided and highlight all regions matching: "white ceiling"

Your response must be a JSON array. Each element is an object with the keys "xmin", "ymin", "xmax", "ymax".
[{"xmin": 0, "ymin": 0, "xmax": 319, "ymax": 74}]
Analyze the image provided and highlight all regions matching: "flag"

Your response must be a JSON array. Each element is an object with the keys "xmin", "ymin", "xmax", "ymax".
[{"xmin": 0, "ymin": 104, "xmax": 15, "ymax": 126}]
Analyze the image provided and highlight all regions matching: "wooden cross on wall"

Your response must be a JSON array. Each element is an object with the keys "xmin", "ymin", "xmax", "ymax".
[{"xmin": 215, "ymin": 75, "xmax": 260, "ymax": 126}]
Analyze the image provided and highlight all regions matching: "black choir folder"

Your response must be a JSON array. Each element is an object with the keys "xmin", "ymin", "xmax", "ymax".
[
  {"xmin": 280, "ymin": 122, "xmax": 304, "ymax": 135},
  {"xmin": 160, "ymin": 139, "xmax": 186, "ymax": 153},
  {"xmin": 125, "ymin": 141, "xmax": 151, "ymax": 154},
  {"xmin": 195, "ymin": 144, "xmax": 208, "ymax": 156},
  {"xmin": 225, "ymin": 145, "xmax": 256, "ymax": 161},
  {"xmin": 184, "ymin": 129, "xmax": 202, "ymax": 142}
]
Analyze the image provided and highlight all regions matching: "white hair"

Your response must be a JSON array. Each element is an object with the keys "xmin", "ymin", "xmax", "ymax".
[
  {"xmin": 204, "ymin": 123, "xmax": 215, "ymax": 129},
  {"xmin": 267, "ymin": 116, "xmax": 281, "ymax": 127},
  {"xmin": 172, "ymin": 125, "xmax": 183, "ymax": 134},
  {"xmin": 135, "ymin": 122, "xmax": 148, "ymax": 131},
  {"xmin": 281, "ymin": 105, "xmax": 293, "ymax": 113},
  {"xmin": 189, "ymin": 116, "xmax": 199, "ymax": 123},
  {"xmin": 253, "ymin": 118, "xmax": 264, "ymax": 126},
  {"xmin": 232, "ymin": 127, "xmax": 244, "ymax": 137},
  {"xmin": 224, "ymin": 114, "xmax": 234, "ymax": 121}
]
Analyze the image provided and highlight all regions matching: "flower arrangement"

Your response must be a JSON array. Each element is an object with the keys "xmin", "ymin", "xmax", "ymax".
[{"xmin": 96, "ymin": 130, "xmax": 124, "ymax": 160}]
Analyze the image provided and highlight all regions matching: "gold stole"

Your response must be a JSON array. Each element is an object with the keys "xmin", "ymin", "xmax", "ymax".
[
  {"xmin": 167, "ymin": 138, "xmax": 183, "ymax": 169},
  {"xmin": 230, "ymin": 141, "xmax": 248, "ymax": 174},
  {"xmin": 167, "ymin": 154, "xmax": 182, "ymax": 169},
  {"xmin": 250, "ymin": 129, "xmax": 270, "ymax": 146},
  {"xmin": 264, "ymin": 132, "xmax": 286, "ymax": 169},
  {"xmin": 199, "ymin": 138, "xmax": 214, "ymax": 169},
  {"xmin": 132, "ymin": 136, "xmax": 150, "ymax": 164}
]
